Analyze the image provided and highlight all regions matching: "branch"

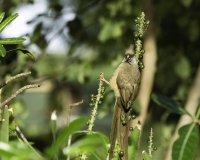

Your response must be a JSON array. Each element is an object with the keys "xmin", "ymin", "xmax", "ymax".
[
  {"xmin": 66, "ymin": 99, "xmax": 84, "ymax": 160},
  {"xmin": 0, "ymin": 72, "xmax": 31, "ymax": 89},
  {"xmin": 0, "ymin": 84, "xmax": 41, "ymax": 108}
]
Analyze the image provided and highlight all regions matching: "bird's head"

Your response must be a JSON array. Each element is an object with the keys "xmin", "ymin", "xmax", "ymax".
[{"xmin": 122, "ymin": 45, "xmax": 137, "ymax": 65}]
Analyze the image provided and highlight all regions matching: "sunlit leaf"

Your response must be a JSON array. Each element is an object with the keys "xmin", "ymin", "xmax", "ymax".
[
  {"xmin": 151, "ymin": 93, "xmax": 190, "ymax": 115},
  {"xmin": 0, "ymin": 141, "xmax": 44, "ymax": 160},
  {"xmin": 172, "ymin": 123, "xmax": 199, "ymax": 160},
  {"xmin": 63, "ymin": 133, "xmax": 107, "ymax": 160},
  {"xmin": 0, "ymin": 12, "xmax": 5, "ymax": 23},
  {"xmin": 46, "ymin": 117, "xmax": 87, "ymax": 157},
  {"xmin": 0, "ymin": 13, "xmax": 18, "ymax": 33},
  {"xmin": 0, "ymin": 38, "xmax": 26, "ymax": 44},
  {"xmin": 0, "ymin": 44, "xmax": 6, "ymax": 57}
]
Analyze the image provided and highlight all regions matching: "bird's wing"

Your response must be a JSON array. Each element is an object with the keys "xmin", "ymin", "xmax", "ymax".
[{"xmin": 116, "ymin": 68, "xmax": 134, "ymax": 112}]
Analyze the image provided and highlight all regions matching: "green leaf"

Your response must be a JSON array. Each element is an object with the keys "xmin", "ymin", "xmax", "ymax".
[
  {"xmin": 46, "ymin": 117, "xmax": 87, "ymax": 157},
  {"xmin": 7, "ymin": 48, "xmax": 36, "ymax": 60},
  {"xmin": 0, "ymin": 44, "xmax": 6, "ymax": 57},
  {"xmin": 0, "ymin": 141, "xmax": 44, "ymax": 160},
  {"xmin": 63, "ymin": 134, "xmax": 107, "ymax": 160},
  {"xmin": 172, "ymin": 123, "xmax": 199, "ymax": 160},
  {"xmin": 142, "ymin": 151, "xmax": 152, "ymax": 160},
  {"xmin": 128, "ymin": 125, "xmax": 141, "ymax": 160},
  {"xmin": 0, "ymin": 13, "xmax": 18, "ymax": 33},
  {"xmin": 0, "ymin": 38, "xmax": 26, "ymax": 44},
  {"xmin": 0, "ymin": 12, "xmax": 5, "ymax": 23},
  {"xmin": 151, "ymin": 93, "xmax": 190, "ymax": 115}
]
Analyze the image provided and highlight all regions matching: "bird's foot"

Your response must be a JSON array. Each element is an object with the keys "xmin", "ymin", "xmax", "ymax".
[{"xmin": 99, "ymin": 72, "xmax": 110, "ymax": 85}]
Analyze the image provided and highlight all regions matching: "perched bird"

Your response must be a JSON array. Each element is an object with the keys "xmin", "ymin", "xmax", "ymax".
[{"xmin": 100, "ymin": 45, "xmax": 141, "ymax": 160}]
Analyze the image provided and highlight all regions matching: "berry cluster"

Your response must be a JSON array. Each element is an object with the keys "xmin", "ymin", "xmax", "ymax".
[
  {"xmin": 89, "ymin": 86, "xmax": 105, "ymax": 107},
  {"xmin": 87, "ymin": 80, "xmax": 105, "ymax": 134},
  {"xmin": 133, "ymin": 12, "xmax": 150, "ymax": 70}
]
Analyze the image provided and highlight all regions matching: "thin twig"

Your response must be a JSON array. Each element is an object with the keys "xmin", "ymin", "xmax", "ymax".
[
  {"xmin": 67, "ymin": 99, "xmax": 84, "ymax": 160},
  {"xmin": 67, "ymin": 99, "xmax": 84, "ymax": 126},
  {"xmin": 0, "ymin": 84, "xmax": 41, "ymax": 108},
  {"xmin": 0, "ymin": 72, "xmax": 31, "ymax": 89},
  {"xmin": 16, "ymin": 124, "xmax": 30, "ymax": 145}
]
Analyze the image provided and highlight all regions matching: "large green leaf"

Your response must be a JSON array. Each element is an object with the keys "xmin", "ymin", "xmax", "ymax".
[
  {"xmin": 172, "ymin": 123, "xmax": 199, "ymax": 160},
  {"xmin": 46, "ymin": 117, "xmax": 87, "ymax": 157},
  {"xmin": 128, "ymin": 125, "xmax": 141, "ymax": 160},
  {"xmin": 0, "ymin": 13, "xmax": 18, "ymax": 33},
  {"xmin": 0, "ymin": 141, "xmax": 44, "ymax": 160},
  {"xmin": 0, "ymin": 44, "xmax": 6, "ymax": 57},
  {"xmin": 63, "ymin": 133, "xmax": 108, "ymax": 160},
  {"xmin": 151, "ymin": 93, "xmax": 190, "ymax": 115},
  {"xmin": 0, "ymin": 38, "xmax": 26, "ymax": 44}
]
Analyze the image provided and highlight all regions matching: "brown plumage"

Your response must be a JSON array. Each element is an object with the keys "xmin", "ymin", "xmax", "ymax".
[{"xmin": 109, "ymin": 45, "xmax": 141, "ymax": 160}]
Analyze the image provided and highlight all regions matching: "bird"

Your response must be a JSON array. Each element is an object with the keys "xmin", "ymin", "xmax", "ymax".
[{"xmin": 100, "ymin": 45, "xmax": 141, "ymax": 160}]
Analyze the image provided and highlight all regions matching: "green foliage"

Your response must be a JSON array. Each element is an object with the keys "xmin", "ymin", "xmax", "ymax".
[
  {"xmin": 0, "ymin": 0, "xmax": 200, "ymax": 159},
  {"xmin": 151, "ymin": 93, "xmax": 190, "ymax": 115},
  {"xmin": 0, "ymin": 141, "xmax": 43, "ymax": 160},
  {"xmin": 0, "ymin": 12, "xmax": 27, "ymax": 57},
  {"xmin": 172, "ymin": 123, "xmax": 199, "ymax": 160},
  {"xmin": 0, "ymin": 13, "xmax": 18, "ymax": 33},
  {"xmin": 63, "ymin": 133, "xmax": 109, "ymax": 159},
  {"xmin": 128, "ymin": 125, "xmax": 140, "ymax": 160},
  {"xmin": 46, "ymin": 117, "xmax": 87, "ymax": 157}
]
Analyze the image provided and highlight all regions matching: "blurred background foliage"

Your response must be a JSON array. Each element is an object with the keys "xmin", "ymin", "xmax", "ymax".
[{"xmin": 0, "ymin": 0, "xmax": 199, "ymax": 159}]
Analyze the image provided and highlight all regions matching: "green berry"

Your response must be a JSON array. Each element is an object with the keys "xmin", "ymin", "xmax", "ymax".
[
  {"xmin": 139, "ymin": 54, "xmax": 143, "ymax": 60},
  {"xmin": 119, "ymin": 150, "xmax": 124, "ymax": 157},
  {"xmin": 129, "ymin": 127, "xmax": 134, "ymax": 131},
  {"xmin": 141, "ymin": 49, "xmax": 145, "ymax": 54},
  {"xmin": 135, "ymin": 19, "xmax": 138, "ymax": 23},
  {"xmin": 134, "ymin": 32, "xmax": 138, "ymax": 38},
  {"xmin": 139, "ymin": 61, "xmax": 143, "ymax": 66},
  {"xmin": 89, "ymin": 103, "xmax": 93, "ymax": 107},
  {"xmin": 122, "ymin": 120, "xmax": 126, "ymax": 126},
  {"xmin": 131, "ymin": 115, "xmax": 136, "ymax": 119},
  {"xmin": 121, "ymin": 116, "xmax": 125, "ymax": 121},
  {"xmin": 153, "ymin": 146, "xmax": 157, "ymax": 151},
  {"xmin": 140, "ymin": 64, "xmax": 145, "ymax": 69}
]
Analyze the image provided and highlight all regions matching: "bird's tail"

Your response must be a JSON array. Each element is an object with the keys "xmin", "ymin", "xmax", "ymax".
[{"xmin": 109, "ymin": 101, "xmax": 130, "ymax": 160}]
